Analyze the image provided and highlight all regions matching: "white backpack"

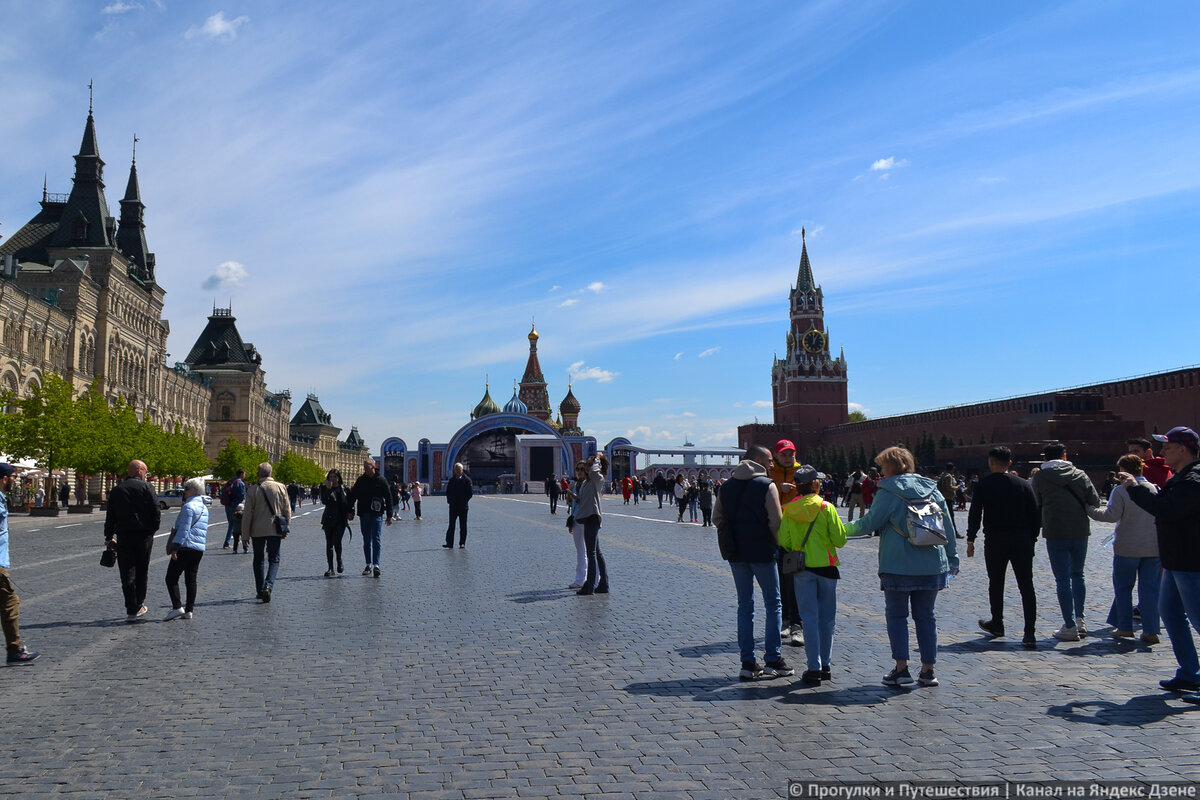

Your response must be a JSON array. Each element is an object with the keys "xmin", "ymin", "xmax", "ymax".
[{"xmin": 880, "ymin": 487, "xmax": 949, "ymax": 547}]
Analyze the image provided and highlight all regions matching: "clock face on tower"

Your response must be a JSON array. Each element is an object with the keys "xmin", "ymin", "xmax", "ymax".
[{"xmin": 801, "ymin": 329, "xmax": 826, "ymax": 354}]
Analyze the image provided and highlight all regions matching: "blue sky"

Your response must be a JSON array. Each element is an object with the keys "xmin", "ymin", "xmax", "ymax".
[{"xmin": 1, "ymin": 1, "xmax": 1198, "ymax": 452}]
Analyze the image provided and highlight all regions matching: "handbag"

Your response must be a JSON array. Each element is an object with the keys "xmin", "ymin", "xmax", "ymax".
[
  {"xmin": 100, "ymin": 544, "xmax": 116, "ymax": 568},
  {"xmin": 780, "ymin": 502, "xmax": 826, "ymax": 575},
  {"xmin": 260, "ymin": 484, "xmax": 289, "ymax": 538}
]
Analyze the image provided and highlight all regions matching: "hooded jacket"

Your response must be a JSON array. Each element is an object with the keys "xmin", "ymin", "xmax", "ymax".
[
  {"xmin": 1128, "ymin": 459, "xmax": 1200, "ymax": 572},
  {"xmin": 1142, "ymin": 456, "xmax": 1173, "ymax": 489},
  {"xmin": 778, "ymin": 494, "xmax": 847, "ymax": 571},
  {"xmin": 845, "ymin": 474, "xmax": 959, "ymax": 576},
  {"xmin": 1031, "ymin": 460, "xmax": 1100, "ymax": 539},
  {"xmin": 712, "ymin": 460, "xmax": 782, "ymax": 563},
  {"xmin": 769, "ymin": 458, "xmax": 799, "ymax": 506}
]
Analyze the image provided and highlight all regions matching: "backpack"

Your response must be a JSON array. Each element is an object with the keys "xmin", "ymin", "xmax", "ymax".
[
  {"xmin": 220, "ymin": 481, "xmax": 233, "ymax": 506},
  {"xmin": 879, "ymin": 486, "xmax": 949, "ymax": 547}
]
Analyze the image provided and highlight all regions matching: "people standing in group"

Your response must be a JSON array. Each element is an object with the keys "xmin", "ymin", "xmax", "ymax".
[
  {"xmin": 697, "ymin": 475, "xmax": 714, "ymax": 527},
  {"xmin": 966, "ymin": 446, "xmax": 1041, "ymax": 648},
  {"xmin": 778, "ymin": 464, "xmax": 847, "ymax": 685},
  {"xmin": 1122, "ymin": 426, "xmax": 1200, "ymax": 701},
  {"xmin": 444, "ymin": 463, "xmax": 473, "ymax": 548},
  {"xmin": 575, "ymin": 453, "xmax": 610, "ymax": 596},
  {"xmin": 320, "ymin": 469, "xmax": 353, "ymax": 577},
  {"xmin": 347, "ymin": 459, "xmax": 393, "ymax": 577},
  {"xmin": 104, "ymin": 459, "xmax": 162, "ymax": 622},
  {"xmin": 1088, "ymin": 453, "xmax": 1161, "ymax": 644},
  {"xmin": 0, "ymin": 464, "xmax": 38, "ymax": 664},
  {"xmin": 713, "ymin": 444, "xmax": 791, "ymax": 680},
  {"xmin": 1031, "ymin": 442, "xmax": 1100, "ymax": 642},
  {"xmin": 163, "ymin": 478, "xmax": 209, "ymax": 621},
  {"xmin": 220, "ymin": 469, "xmax": 247, "ymax": 550},
  {"xmin": 410, "ymin": 481, "xmax": 423, "ymax": 520},
  {"xmin": 846, "ymin": 446, "xmax": 958, "ymax": 688},
  {"xmin": 242, "ymin": 462, "xmax": 290, "ymax": 603},
  {"xmin": 547, "ymin": 474, "xmax": 560, "ymax": 515},
  {"xmin": 566, "ymin": 461, "xmax": 589, "ymax": 590},
  {"xmin": 1128, "ymin": 437, "xmax": 1173, "ymax": 489},
  {"xmin": 769, "ymin": 440, "xmax": 803, "ymax": 648}
]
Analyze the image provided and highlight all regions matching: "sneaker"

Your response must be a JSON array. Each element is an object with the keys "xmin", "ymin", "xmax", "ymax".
[
  {"xmin": 337, "ymin": 562, "xmax": 344, "ymax": 574},
  {"xmin": 261, "ymin": 587, "xmax": 272, "ymax": 603},
  {"xmin": 790, "ymin": 628, "xmax": 805, "ymax": 647},
  {"xmin": 576, "ymin": 587, "xmax": 594, "ymax": 596},
  {"xmin": 1053, "ymin": 625, "xmax": 1080, "ymax": 642},
  {"xmin": 739, "ymin": 661, "xmax": 763, "ymax": 681},
  {"xmin": 883, "ymin": 667, "xmax": 913, "ymax": 686},
  {"xmin": 1022, "ymin": 636, "xmax": 1038, "ymax": 650},
  {"xmin": 373, "ymin": 566, "xmax": 381, "ymax": 578},
  {"xmin": 801, "ymin": 670, "xmax": 822, "ymax": 686},
  {"xmin": 442, "ymin": 544, "xmax": 453, "ymax": 549},
  {"xmin": 6, "ymin": 647, "xmax": 39, "ymax": 665},
  {"xmin": 223, "ymin": 544, "xmax": 231, "ymax": 550},
  {"xmin": 820, "ymin": 665, "xmax": 832, "ymax": 681},
  {"xmin": 594, "ymin": 583, "xmax": 609, "ymax": 594},
  {"xmin": 164, "ymin": 608, "xmax": 184, "ymax": 621},
  {"xmin": 362, "ymin": 566, "xmax": 373, "ymax": 575},
  {"xmin": 324, "ymin": 570, "xmax": 335, "ymax": 578},
  {"xmin": 765, "ymin": 658, "xmax": 794, "ymax": 678},
  {"xmin": 181, "ymin": 611, "xmax": 193, "ymax": 620},
  {"xmin": 136, "ymin": 605, "xmax": 148, "ymax": 618},
  {"xmin": 1077, "ymin": 620, "xmax": 1088, "ymax": 637},
  {"xmin": 568, "ymin": 583, "xmax": 583, "ymax": 589},
  {"xmin": 1141, "ymin": 633, "xmax": 1161, "ymax": 645},
  {"xmin": 1160, "ymin": 676, "xmax": 1200, "ymax": 693},
  {"xmin": 125, "ymin": 614, "xmax": 139, "ymax": 623},
  {"xmin": 459, "ymin": 543, "xmax": 465, "ymax": 549},
  {"xmin": 917, "ymin": 669, "xmax": 939, "ymax": 687},
  {"xmin": 978, "ymin": 619, "xmax": 1005, "ymax": 638},
  {"xmin": 1112, "ymin": 629, "xmax": 1135, "ymax": 639}
]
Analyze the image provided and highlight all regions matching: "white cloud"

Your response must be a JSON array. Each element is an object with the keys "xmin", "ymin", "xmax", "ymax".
[
  {"xmin": 558, "ymin": 298, "xmax": 578, "ymax": 307},
  {"xmin": 848, "ymin": 402, "xmax": 870, "ymax": 415},
  {"xmin": 568, "ymin": 361, "xmax": 617, "ymax": 383},
  {"xmin": 185, "ymin": 11, "xmax": 249, "ymax": 41},
  {"xmin": 698, "ymin": 346, "xmax": 721, "ymax": 358},
  {"xmin": 626, "ymin": 426, "xmax": 675, "ymax": 442},
  {"xmin": 870, "ymin": 156, "xmax": 908, "ymax": 171},
  {"xmin": 751, "ymin": 400, "xmax": 772, "ymax": 408},
  {"xmin": 673, "ymin": 352, "xmax": 683, "ymax": 361},
  {"xmin": 102, "ymin": 1, "xmax": 142, "ymax": 13},
  {"xmin": 549, "ymin": 285, "xmax": 561, "ymax": 292},
  {"xmin": 587, "ymin": 281, "xmax": 606, "ymax": 293},
  {"xmin": 201, "ymin": 260, "xmax": 248, "ymax": 291}
]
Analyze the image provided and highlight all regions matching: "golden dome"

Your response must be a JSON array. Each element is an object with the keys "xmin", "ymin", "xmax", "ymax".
[{"xmin": 528, "ymin": 323, "xmax": 539, "ymax": 342}]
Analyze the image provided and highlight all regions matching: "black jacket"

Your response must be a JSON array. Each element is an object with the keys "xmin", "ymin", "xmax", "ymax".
[
  {"xmin": 446, "ymin": 474, "xmax": 474, "ymax": 507},
  {"xmin": 320, "ymin": 483, "xmax": 353, "ymax": 533},
  {"xmin": 966, "ymin": 472, "xmax": 1041, "ymax": 542},
  {"xmin": 1128, "ymin": 459, "xmax": 1200, "ymax": 572},
  {"xmin": 347, "ymin": 473, "xmax": 393, "ymax": 519},
  {"xmin": 104, "ymin": 477, "xmax": 161, "ymax": 540}
]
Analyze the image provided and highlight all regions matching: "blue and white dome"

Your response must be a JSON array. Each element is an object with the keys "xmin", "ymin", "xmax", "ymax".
[{"xmin": 503, "ymin": 385, "xmax": 528, "ymax": 415}]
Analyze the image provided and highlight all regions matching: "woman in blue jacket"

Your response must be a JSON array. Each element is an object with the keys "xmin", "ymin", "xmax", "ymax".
[
  {"xmin": 164, "ymin": 477, "xmax": 210, "ymax": 621},
  {"xmin": 846, "ymin": 447, "xmax": 958, "ymax": 687}
]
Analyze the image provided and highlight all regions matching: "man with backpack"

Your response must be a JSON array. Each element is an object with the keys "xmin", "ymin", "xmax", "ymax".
[{"xmin": 220, "ymin": 470, "xmax": 246, "ymax": 550}]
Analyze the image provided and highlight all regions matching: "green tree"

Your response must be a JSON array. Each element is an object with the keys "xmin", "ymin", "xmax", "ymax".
[
  {"xmin": 213, "ymin": 438, "xmax": 270, "ymax": 481},
  {"xmin": 275, "ymin": 450, "xmax": 325, "ymax": 486},
  {"xmin": 2, "ymin": 373, "xmax": 79, "ymax": 500},
  {"xmin": 153, "ymin": 422, "xmax": 210, "ymax": 480},
  {"xmin": 847, "ymin": 410, "xmax": 867, "ymax": 423}
]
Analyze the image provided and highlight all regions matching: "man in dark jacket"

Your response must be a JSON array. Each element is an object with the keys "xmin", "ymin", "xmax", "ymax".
[
  {"xmin": 547, "ymin": 475, "xmax": 560, "ymax": 515},
  {"xmin": 967, "ymin": 446, "xmax": 1042, "ymax": 648},
  {"xmin": 711, "ymin": 445, "xmax": 791, "ymax": 681},
  {"xmin": 347, "ymin": 459, "xmax": 393, "ymax": 577},
  {"xmin": 444, "ymin": 462, "xmax": 474, "ymax": 548},
  {"xmin": 103, "ymin": 460, "xmax": 162, "ymax": 622},
  {"xmin": 220, "ymin": 469, "xmax": 246, "ymax": 549},
  {"xmin": 1124, "ymin": 426, "xmax": 1200, "ymax": 699},
  {"xmin": 1031, "ymin": 442, "xmax": 1100, "ymax": 642}
]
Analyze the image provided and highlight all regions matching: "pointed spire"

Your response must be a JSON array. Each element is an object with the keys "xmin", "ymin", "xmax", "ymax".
[
  {"xmin": 796, "ymin": 227, "xmax": 816, "ymax": 293},
  {"xmin": 42, "ymin": 174, "xmax": 47, "ymax": 202},
  {"xmin": 118, "ymin": 135, "xmax": 154, "ymax": 282},
  {"xmin": 49, "ymin": 101, "xmax": 112, "ymax": 249}
]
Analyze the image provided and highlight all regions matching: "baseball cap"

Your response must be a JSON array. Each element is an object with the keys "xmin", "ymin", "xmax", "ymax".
[
  {"xmin": 1152, "ymin": 426, "xmax": 1200, "ymax": 449},
  {"xmin": 793, "ymin": 465, "xmax": 824, "ymax": 486},
  {"xmin": 0, "ymin": 464, "xmax": 14, "ymax": 478},
  {"xmin": 775, "ymin": 439, "xmax": 796, "ymax": 453}
]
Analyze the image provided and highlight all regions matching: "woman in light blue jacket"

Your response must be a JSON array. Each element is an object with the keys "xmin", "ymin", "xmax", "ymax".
[
  {"xmin": 846, "ymin": 446, "xmax": 958, "ymax": 688},
  {"xmin": 164, "ymin": 477, "xmax": 209, "ymax": 621}
]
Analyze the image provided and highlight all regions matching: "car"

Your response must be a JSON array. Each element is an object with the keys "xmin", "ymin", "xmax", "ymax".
[{"xmin": 157, "ymin": 489, "xmax": 213, "ymax": 510}]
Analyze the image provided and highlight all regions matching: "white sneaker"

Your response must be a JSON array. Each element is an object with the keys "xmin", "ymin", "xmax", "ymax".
[
  {"xmin": 1077, "ymin": 620, "xmax": 1088, "ymax": 637},
  {"xmin": 182, "ymin": 611, "xmax": 193, "ymax": 620},
  {"xmin": 164, "ymin": 608, "xmax": 184, "ymax": 621},
  {"xmin": 1053, "ymin": 625, "xmax": 1080, "ymax": 641}
]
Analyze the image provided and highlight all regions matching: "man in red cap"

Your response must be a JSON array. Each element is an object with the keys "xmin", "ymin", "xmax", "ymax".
[{"xmin": 769, "ymin": 439, "xmax": 803, "ymax": 647}]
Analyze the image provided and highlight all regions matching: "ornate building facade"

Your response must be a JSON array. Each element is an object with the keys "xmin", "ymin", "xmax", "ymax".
[{"xmin": 0, "ymin": 104, "xmax": 368, "ymax": 476}]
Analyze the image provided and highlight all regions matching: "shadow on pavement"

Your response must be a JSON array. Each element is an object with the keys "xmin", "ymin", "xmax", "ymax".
[
  {"xmin": 676, "ymin": 641, "xmax": 738, "ymax": 658},
  {"xmin": 506, "ymin": 588, "xmax": 576, "ymax": 604},
  {"xmin": 625, "ymin": 677, "xmax": 895, "ymax": 706},
  {"xmin": 1046, "ymin": 694, "xmax": 1200, "ymax": 726}
]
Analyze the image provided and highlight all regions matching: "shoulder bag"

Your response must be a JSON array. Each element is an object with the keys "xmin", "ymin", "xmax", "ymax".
[
  {"xmin": 780, "ymin": 501, "xmax": 826, "ymax": 575},
  {"xmin": 260, "ymin": 484, "xmax": 289, "ymax": 538}
]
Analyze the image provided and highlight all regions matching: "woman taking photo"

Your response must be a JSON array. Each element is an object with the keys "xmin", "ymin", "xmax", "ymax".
[
  {"xmin": 163, "ymin": 477, "xmax": 209, "ymax": 621},
  {"xmin": 320, "ymin": 469, "xmax": 352, "ymax": 577},
  {"xmin": 846, "ymin": 446, "xmax": 959, "ymax": 687},
  {"xmin": 565, "ymin": 461, "xmax": 589, "ymax": 589},
  {"xmin": 576, "ymin": 453, "xmax": 610, "ymax": 596}
]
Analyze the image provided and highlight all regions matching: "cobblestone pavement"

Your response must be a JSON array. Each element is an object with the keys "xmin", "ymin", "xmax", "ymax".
[{"xmin": 1, "ymin": 495, "xmax": 1198, "ymax": 798}]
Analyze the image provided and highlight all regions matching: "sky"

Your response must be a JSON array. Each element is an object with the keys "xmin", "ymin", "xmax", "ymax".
[{"xmin": 1, "ymin": 1, "xmax": 1198, "ymax": 454}]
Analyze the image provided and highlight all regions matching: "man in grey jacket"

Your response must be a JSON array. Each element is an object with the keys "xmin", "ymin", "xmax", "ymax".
[{"xmin": 1031, "ymin": 442, "xmax": 1100, "ymax": 641}]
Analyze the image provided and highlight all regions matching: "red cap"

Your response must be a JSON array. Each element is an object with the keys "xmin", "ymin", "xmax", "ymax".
[{"xmin": 775, "ymin": 439, "xmax": 796, "ymax": 453}]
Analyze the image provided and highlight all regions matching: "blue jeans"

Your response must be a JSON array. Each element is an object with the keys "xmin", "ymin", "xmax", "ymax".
[
  {"xmin": 883, "ymin": 589, "xmax": 939, "ymax": 665},
  {"xmin": 223, "ymin": 505, "xmax": 237, "ymax": 547},
  {"xmin": 252, "ymin": 536, "xmax": 281, "ymax": 594},
  {"xmin": 1160, "ymin": 569, "xmax": 1200, "ymax": 681},
  {"xmin": 793, "ymin": 570, "xmax": 837, "ymax": 672},
  {"xmin": 730, "ymin": 561, "xmax": 782, "ymax": 664},
  {"xmin": 360, "ymin": 513, "xmax": 383, "ymax": 566},
  {"xmin": 1046, "ymin": 538, "xmax": 1088, "ymax": 627},
  {"xmin": 1109, "ymin": 556, "xmax": 1161, "ymax": 634}
]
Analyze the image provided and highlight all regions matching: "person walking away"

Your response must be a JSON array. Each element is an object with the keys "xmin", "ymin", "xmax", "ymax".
[
  {"xmin": 220, "ymin": 470, "xmax": 247, "ymax": 550},
  {"xmin": 411, "ymin": 481, "xmax": 423, "ymax": 520},
  {"xmin": 846, "ymin": 446, "xmax": 959, "ymax": 687},
  {"xmin": 548, "ymin": 475, "xmax": 560, "ymax": 515},
  {"xmin": 967, "ymin": 446, "xmax": 1041, "ymax": 648},
  {"xmin": 1122, "ymin": 427, "xmax": 1200, "ymax": 701},
  {"xmin": 58, "ymin": 481, "xmax": 70, "ymax": 509},
  {"xmin": 653, "ymin": 471, "xmax": 668, "ymax": 508},
  {"xmin": 163, "ymin": 478, "xmax": 209, "ymax": 621},
  {"xmin": 0, "ymin": 464, "xmax": 38, "ymax": 663},
  {"xmin": 347, "ymin": 459, "xmax": 393, "ymax": 576},
  {"xmin": 104, "ymin": 460, "xmax": 162, "ymax": 622},
  {"xmin": 778, "ymin": 465, "xmax": 847, "ymax": 685},
  {"xmin": 698, "ymin": 476, "xmax": 714, "ymax": 527},
  {"xmin": 713, "ymin": 445, "xmax": 791, "ymax": 680},
  {"xmin": 444, "ymin": 464, "xmax": 473, "ymax": 548},
  {"xmin": 1031, "ymin": 442, "xmax": 1101, "ymax": 641},
  {"xmin": 1088, "ymin": 454, "xmax": 1160, "ymax": 643},
  {"xmin": 242, "ymin": 462, "xmax": 290, "ymax": 603},
  {"xmin": 769, "ymin": 439, "xmax": 804, "ymax": 648},
  {"xmin": 575, "ymin": 454, "xmax": 610, "ymax": 595},
  {"xmin": 320, "ymin": 469, "xmax": 353, "ymax": 577},
  {"xmin": 938, "ymin": 464, "xmax": 961, "ymax": 535}
]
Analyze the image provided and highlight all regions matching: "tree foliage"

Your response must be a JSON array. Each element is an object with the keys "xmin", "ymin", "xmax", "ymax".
[
  {"xmin": 275, "ymin": 450, "xmax": 325, "ymax": 486},
  {"xmin": 213, "ymin": 438, "xmax": 270, "ymax": 482},
  {"xmin": 847, "ymin": 410, "xmax": 868, "ymax": 423}
]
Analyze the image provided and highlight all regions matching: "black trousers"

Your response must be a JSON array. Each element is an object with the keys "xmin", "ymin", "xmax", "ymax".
[
  {"xmin": 116, "ymin": 535, "xmax": 154, "ymax": 615},
  {"xmin": 165, "ymin": 547, "xmax": 204, "ymax": 612},
  {"xmin": 446, "ymin": 505, "xmax": 468, "ymax": 546},
  {"xmin": 413, "ymin": 501, "xmax": 422, "ymax": 518},
  {"xmin": 778, "ymin": 559, "xmax": 800, "ymax": 627},
  {"xmin": 582, "ymin": 515, "xmax": 608, "ymax": 589},
  {"xmin": 323, "ymin": 526, "xmax": 345, "ymax": 570},
  {"xmin": 549, "ymin": 494, "xmax": 558, "ymax": 514},
  {"xmin": 984, "ymin": 534, "xmax": 1037, "ymax": 637}
]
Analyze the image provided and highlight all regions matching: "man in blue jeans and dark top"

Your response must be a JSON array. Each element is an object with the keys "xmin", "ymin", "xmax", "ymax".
[
  {"xmin": 1122, "ymin": 426, "xmax": 1200, "ymax": 702},
  {"xmin": 220, "ymin": 469, "xmax": 246, "ymax": 550},
  {"xmin": 347, "ymin": 459, "xmax": 393, "ymax": 577},
  {"xmin": 1031, "ymin": 442, "xmax": 1100, "ymax": 642},
  {"xmin": 712, "ymin": 444, "xmax": 793, "ymax": 681}
]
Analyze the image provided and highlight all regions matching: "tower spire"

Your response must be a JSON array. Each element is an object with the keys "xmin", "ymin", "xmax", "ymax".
[
  {"xmin": 796, "ymin": 228, "xmax": 816, "ymax": 292},
  {"xmin": 118, "ymin": 135, "xmax": 155, "ymax": 282}
]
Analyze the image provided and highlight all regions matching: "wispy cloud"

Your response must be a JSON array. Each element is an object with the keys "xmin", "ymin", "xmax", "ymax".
[
  {"xmin": 201, "ymin": 260, "xmax": 248, "ymax": 291},
  {"xmin": 698, "ymin": 346, "xmax": 721, "ymax": 358},
  {"xmin": 751, "ymin": 400, "xmax": 772, "ymax": 408},
  {"xmin": 674, "ymin": 353, "xmax": 684, "ymax": 361},
  {"xmin": 559, "ymin": 298, "xmax": 578, "ymax": 308},
  {"xmin": 587, "ymin": 281, "xmax": 606, "ymax": 293},
  {"xmin": 102, "ymin": 1, "xmax": 141, "ymax": 13},
  {"xmin": 871, "ymin": 156, "xmax": 907, "ymax": 171},
  {"xmin": 568, "ymin": 361, "xmax": 617, "ymax": 383},
  {"xmin": 185, "ymin": 12, "xmax": 249, "ymax": 41}
]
